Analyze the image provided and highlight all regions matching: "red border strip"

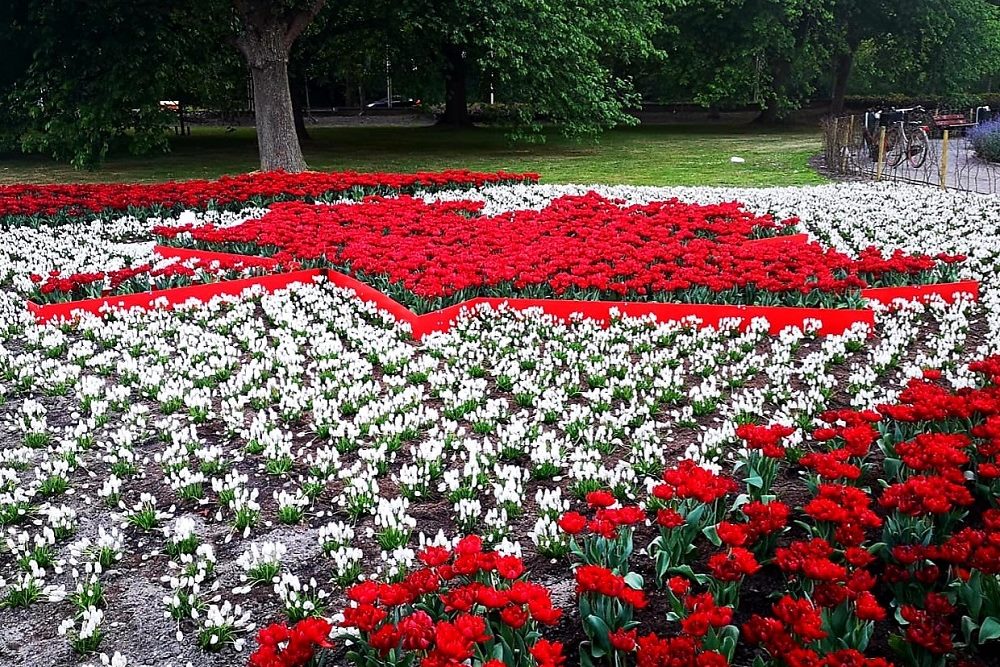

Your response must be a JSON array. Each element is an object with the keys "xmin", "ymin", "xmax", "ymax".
[
  {"xmin": 861, "ymin": 280, "xmax": 979, "ymax": 305},
  {"xmin": 29, "ymin": 246, "xmax": 980, "ymax": 340},
  {"xmin": 408, "ymin": 297, "xmax": 875, "ymax": 338},
  {"xmin": 27, "ymin": 270, "xmax": 323, "ymax": 323},
  {"xmin": 153, "ymin": 247, "xmax": 881, "ymax": 337}
]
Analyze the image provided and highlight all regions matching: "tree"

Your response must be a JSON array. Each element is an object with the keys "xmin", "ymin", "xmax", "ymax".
[
  {"xmin": 0, "ymin": 0, "xmax": 228, "ymax": 168},
  {"xmin": 231, "ymin": 0, "xmax": 328, "ymax": 172},
  {"xmin": 826, "ymin": 0, "xmax": 884, "ymax": 114},
  {"xmin": 394, "ymin": 0, "xmax": 672, "ymax": 137},
  {"xmin": 826, "ymin": 0, "xmax": 1000, "ymax": 113},
  {"xmin": 656, "ymin": 0, "xmax": 833, "ymax": 122},
  {"xmin": 0, "ymin": 0, "xmax": 327, "ymax": 171}
]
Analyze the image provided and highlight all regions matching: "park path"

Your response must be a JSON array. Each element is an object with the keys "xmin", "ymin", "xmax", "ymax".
[{"xmin": 868, "ymin": 137, "xmax": 1000, "ymax": 195}]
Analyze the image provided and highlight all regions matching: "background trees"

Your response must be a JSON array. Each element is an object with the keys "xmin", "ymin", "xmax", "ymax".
[
  {"xmin": 387, "ymin": 0, "xmax": 668, "ymax": 137},
  {"xmin": 2, "ymin": 0, "xmax": 1000, "ymax": 171},
  {"xmin": 0, "ymin": 0, "xmax": 238, "ymax": 168}
]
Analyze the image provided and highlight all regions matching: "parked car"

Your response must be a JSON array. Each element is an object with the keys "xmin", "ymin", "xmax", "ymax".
[{"xmin": 366, "ymin": 96, "xmax": 419, "ymax": 108}]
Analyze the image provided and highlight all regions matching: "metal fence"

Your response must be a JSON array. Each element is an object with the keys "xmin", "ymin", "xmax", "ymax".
[{"xmin": 822, "ymin": 108, "xmax": 1000, "ymax": 194}]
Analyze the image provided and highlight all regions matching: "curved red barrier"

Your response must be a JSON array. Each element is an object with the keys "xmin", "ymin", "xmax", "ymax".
[
  {"xmin": 27, "ymin": 270, "xmax": 323, "ymax": 323},
  {"xmin": 409, "ymin": 297, "xmax": 874, "ymax": 338},
  {"xmin": 28, "ymin": 247, "xmax": 981, "ymax": 340},
  {"xmin": 861, "ymin": 280, "xmax": 979, "ymax": 305}
]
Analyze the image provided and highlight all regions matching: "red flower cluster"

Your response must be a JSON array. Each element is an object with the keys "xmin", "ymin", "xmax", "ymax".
[
  {"xmin": 635, "ymin": 634, "xmax": 729, "ymax": 667},
  {"xmin": 803, "ymin": 484, "xmax": 882, "ymax": 546},
  {"xmin": 972, "ymin": 414, "xmax": 1000, "ymax": 479},
  {"xmin": 339, "ymin": 536, "xmax": 561, "ymax": 667},
  {"xmin": 970, "ymin": 356, "xmax": 1000, "ymax": 384},
  {"xmin": 249, "ymin": 617, "xmax": 332, "ymax": 667},
  {"xmin": 628, "ymin": 591, "xmax": 737, "ymax": 666},
  {"xmin": 742, "ymin": 596, "xmax": 868, "ymax": 667},
  {"xmin": 678, "ymin": 592, "xmax": 735, "ymax": 638},
  {"xmin": 739, "ymin": 501, "xmax": 791, "ymax": 541},
  {"xmin": 157, "ymin": 193, "xmax": 952, "ymax": 312},
  {"xmin": 799, "ymin": 450, "xmax": 863, "ymax": 482},
  {"xmin": 895, "ymin": 432, "xmax": 970, "ymax": 474},
  {"xmin": 879, "ymin": 473, "xmax": 974, "ymax": 516},
  {"xmin": 29, "ymin": 255, "xmax": 275, "ymax": 303},
  {"xmin": 653, "ymin": 460, "xmax": 738, "ymax": 505},
  {"xmin": 887, "ymin": 512, "xmax": 1000, "ymax": 576},
  {"xmin": 812, "ymin": 409, "xmax": 881, "ymax": 454},
  {"xmin": 879, "ymin": 377, "xmax": 989, "ymax": 423},
  {"xmin": 900, "ymin": 593, "xmax": 955, "ymax": 655},
  {"xmin": 776, "ymin": 538, "xmax": 848, "ymax": 583},
  {"xmin": 707, "ymin": 547, "xmax": 761, "ymax": 581},
  {"xmin": 802, "ymin": 411, "xmax": 882, "ymax": 484},
  {"xmin": 557, "ymin": 502, "xmax": 645, "ymax": 539},
  {"xmin": 1, "ymin": 169, "xmax": 536, "ymax": 220},
  {"xmin": 736, "ymin": 423, "xmax": 796, "ymax": 458},
  {"xmin": 574, "ymin": 565, "xmax": 648, "ymax": 609}
]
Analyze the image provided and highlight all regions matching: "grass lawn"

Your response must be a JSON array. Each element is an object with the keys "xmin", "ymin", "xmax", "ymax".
[{"xmin": 0, "ymin": 124, "xmax": 824, "ymax": 186}]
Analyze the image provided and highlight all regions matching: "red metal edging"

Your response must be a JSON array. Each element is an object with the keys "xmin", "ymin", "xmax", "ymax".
[
  {"xmin": 154, "ymin": 247, "xmax": 880, "ymax": 338},
  {"xmin": 27, "ymin": 269, "xmax": 324, "ymax": 323},
  {"xmin": 28, "ymin": 246, "xmax": 980, "ymax": 340},
  {"xmin": 407, "ymin": 297, "xmax": 875, "ymax": 339},
  {"xmin": 861, "ymin": 280, "xmax": 979, "ymax": 305}
]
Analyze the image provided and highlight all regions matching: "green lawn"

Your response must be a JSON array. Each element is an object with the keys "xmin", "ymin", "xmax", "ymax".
[{"xmin": 0, "ymin": 124, "xmax": 824, "ymax": 186}]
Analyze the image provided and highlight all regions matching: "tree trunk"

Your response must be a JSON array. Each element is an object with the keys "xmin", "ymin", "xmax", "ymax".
[
  {"xmin": 756, "ymin": 90, "xmax": 783, "ymax": 124},
  {"xmin": 756, "ymin": 59, "xmax": 791, "ymax": 125},
  {"xmin": 440, "ymin": 44, "xmax": 471, "ymax": 126},
  {"xmin": 249, "ymin": 53, "xmax": 307, "ymax": 171},
  {"xmin": 830, "ymin": 51, "xmax": 854, "ymax": 116},
  {"xmin": 232, "ymin": 0, "xmax": 327, "ymax": 173}
]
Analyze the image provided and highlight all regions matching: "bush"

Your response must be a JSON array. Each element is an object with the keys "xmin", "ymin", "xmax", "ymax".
[{"xmin": 969, "ymin": 120, "xmax": 1000, "ymax": 162}]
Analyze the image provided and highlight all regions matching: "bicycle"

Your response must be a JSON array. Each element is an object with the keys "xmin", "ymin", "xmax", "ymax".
[{"xmin": 862, "ymin": 106, "xmax": 931, "ymax": 169}]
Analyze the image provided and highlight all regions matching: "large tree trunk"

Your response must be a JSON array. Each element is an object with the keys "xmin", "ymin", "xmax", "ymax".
[
  {"xmin": 233, "ymin": 0, "xmax": 326, "ymax": 172},
  {"xmin": 756, "ymin": 59, "xmax": 792, "ymax": 125},
  {"xmin": 756, "ymin": 92, "xmax": 783, "ymax": 124},
  {"xmin": 249, "ymin": 53, "xmax": 307, "ymax": 171},
  {"xmin": 440, "ymin": 44, "xmax": 471, "ymax": 127},
  {"xmin": 830, "ymin": 50, "xmax": 854, "ymax": 116}
]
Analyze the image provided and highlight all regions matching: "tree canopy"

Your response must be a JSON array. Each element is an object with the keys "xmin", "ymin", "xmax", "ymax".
[{"xmin": 2, "ymin": 0, "xmax": 1000, "ymax": 170}]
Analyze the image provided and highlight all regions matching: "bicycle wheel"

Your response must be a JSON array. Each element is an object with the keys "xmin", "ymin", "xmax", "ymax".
[
  {"xmin": 906, "ymin": 126, "xmax": 929, "ymax": 168},
  {"xmin": 882, "ymin": 126, "xmax": 904, "ymax": 167}
]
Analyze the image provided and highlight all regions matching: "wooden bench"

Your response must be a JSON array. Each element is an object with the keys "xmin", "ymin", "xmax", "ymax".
[{"xmin": 933, "ymin": 113, "xmax": 977, "ymax": 135}]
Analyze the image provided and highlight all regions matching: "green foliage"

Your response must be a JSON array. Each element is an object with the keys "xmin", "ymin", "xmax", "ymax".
[
  {"xmin": 654, "ymin": 0, "xmax": 833, "ymax": 117},
  {"xmin": 1, "ymin": 0, "xmax": 241, "ymax": 168},
  {"xmin": 650, "ymin": 0, "xmax": 1000, "ymax": 115},
  {"xmin": 0, "ymin": 125, "xmax": 824, "ymax": 187},
  {"xmin": 389, "ymin": 0, "xmax": 675, "ymax": 138},
  {"xmin": 846, "ymin": 0, "xmax": 1000, "ymax": 101}
]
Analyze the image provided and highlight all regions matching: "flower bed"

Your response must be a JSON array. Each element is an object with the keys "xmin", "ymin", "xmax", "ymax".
[
  {"xmin": 969, "ymin": 120, "xmax": 1000, "ymax": 163},
  {"xmin": 0, "ymin": 169, "xmax": 538, "ymax": 227},
  {"xmin": 3, "ymin": 179, "xmax": 1000, "ymax": 667},
  {"xmin": 27, "ymin": 253, "xmax": 287, "ymax": 304},
  {"xmin": 242, "ymin": 358, "xmax": 1000, "ymax": 667},
  {"xmin": 155, "ymin": 193, "xmax": 965, "ymax": 313},
  {"xmin": 26, "ymin": 269, "xmax": 324, "ymax": 322}
]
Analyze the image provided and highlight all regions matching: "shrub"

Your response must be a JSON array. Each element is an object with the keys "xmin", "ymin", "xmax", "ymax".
[{"xmin": 969, "ymin": 120, "xmax": 1000, "ymax": 162}]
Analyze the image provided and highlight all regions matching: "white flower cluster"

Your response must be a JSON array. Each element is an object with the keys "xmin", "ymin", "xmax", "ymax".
[{"xmin": 1, "ymin": 181, "xmax": 999, "ymax": 664}]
